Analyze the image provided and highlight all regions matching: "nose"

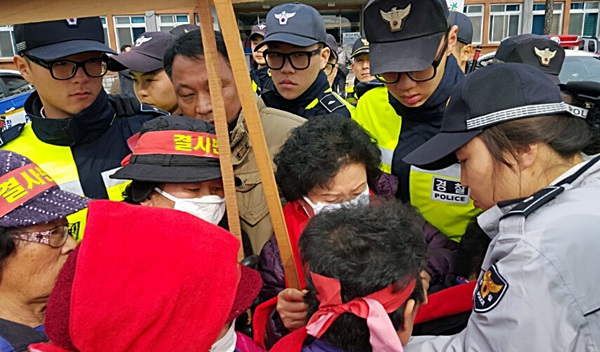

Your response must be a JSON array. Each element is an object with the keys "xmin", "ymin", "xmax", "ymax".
[
  {"xmin": 195, "ymin": 92, "xmax": 213, "ymax": 119},
  {"xmin": 363, "ymin": 58, "xmax": 370, "ymax": 69},
  {"xmin": 280, "ymin": 56, "xmax": 295, "ymax": 74},
  {"xmin": 62, "ymin": 234, "xmax": 77, "ymax": 255},
  {"xmin": 71, "ymin": 65, "xmax": 89, "ymax": 83},
  {"xmin": 394, "ymin": 72, "xmax": 417, "ymax": 90}
]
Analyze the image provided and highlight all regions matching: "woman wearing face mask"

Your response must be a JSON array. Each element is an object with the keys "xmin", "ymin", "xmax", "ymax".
[
  {"xmin": 110, "ymin": 116, "xmax": 252, "ymax": 255},
  {"xmin": 255, "ymin": 115, "xmax": 381, "ymax": 347}
]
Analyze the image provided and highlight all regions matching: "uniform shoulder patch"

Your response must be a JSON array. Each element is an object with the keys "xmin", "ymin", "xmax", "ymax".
[
  {"xmin": 0, "ymin": 123, "xmax": 25, "ymax": 147},
  {"xmin": 319, "ymin": 93, "xmax": 344, "ymax": 113},
  {"xmin": 502, "ymin": 186, "xmax": 563, "ymax": 219},
  {"xmin": 474, "ymin": 264, "xmax": 509, "ymax": 313}
]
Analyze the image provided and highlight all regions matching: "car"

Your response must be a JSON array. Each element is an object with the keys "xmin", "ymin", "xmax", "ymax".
[
  {"xmin": 476, "ymin": 50, "xmax": 600, "ymax": 85},
  {"xmin": 0, "ymin": 69, "xmax": 35, "ymax": 131}
]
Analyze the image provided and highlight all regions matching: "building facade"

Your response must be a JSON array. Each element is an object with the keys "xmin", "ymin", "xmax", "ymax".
[{"xmin": 0, "ymin": 0, "xmax": 599, "ymax": 69}]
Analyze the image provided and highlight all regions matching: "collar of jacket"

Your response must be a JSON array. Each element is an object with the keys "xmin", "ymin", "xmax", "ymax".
[
  {"xmin": 263, "ymin": 71, "xmax": 330, "ymax": 115},
  {"xmin": 230, "ymin": 96, "xmax": 268, "ymax": 166},
  {"xmin": 388, "ymin": 54, "xmax": 464, "ymax": 125},
  {"xmin": 26, "ymin": 90, "xmax": 115, "ymax": 147}
]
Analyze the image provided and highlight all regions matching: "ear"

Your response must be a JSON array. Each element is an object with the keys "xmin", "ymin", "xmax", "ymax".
[
  {"xmin": 446, "ymin": 25, "xmax": 459, "ymax": 56},
  {"xmin": 13, "ymin": 55, "xmax": 33, "ymax": 82},
  {"xmin": 139, "ymin": 191, "xmax": 158, "ymax": 207},
  {"xmin": 320, "ymin": 47, "xmax": 330, "ymax": 70},
  {"xmin": 516, "ymin": 143, "xmax": 539, "ymax": 171},
  {"xmin": 461, "ymin": 44, "xmax": 475, "ymax": 62},
  {"xmin": 398, "ymin": 299, "xmax": 418, "ymax": 346}
]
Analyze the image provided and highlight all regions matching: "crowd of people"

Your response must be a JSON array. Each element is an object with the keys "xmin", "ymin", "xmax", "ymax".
[{"xmin": 0, "ymin": 0, "xmax": 598, "ymax": 350}]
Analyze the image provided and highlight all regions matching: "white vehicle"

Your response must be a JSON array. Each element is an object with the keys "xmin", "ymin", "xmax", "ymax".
[{"xmin": 0, "ymin": 69, "xmax": 35, "ymax": 131}]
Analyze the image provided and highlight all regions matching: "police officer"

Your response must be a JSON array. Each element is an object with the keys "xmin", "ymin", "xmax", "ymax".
[
  {"xmin": 256, "ymin": 3, "xmax": 353, "ymax": 120},
  {"xmin": 363, "ymin": 0, "xmax": 480, "ymax": 240},
  {"xmin": 249, "ymin": 23, "xmax": 273, "ymax": 94},
  {"xmin": 404, "ymin": 63, "xmax": 600, "ymax": 351},
  {"xmin": 448, "ymin": 12, "xmax": 474, "ymax": 73},
  {"xmin": 6, "ymin": 17, "xmax": 165, "ymax": 239}
]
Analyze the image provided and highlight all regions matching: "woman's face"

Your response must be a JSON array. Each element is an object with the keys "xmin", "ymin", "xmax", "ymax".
[
  {"xmin": 142, "ymin": 179, "xmax": 225, "ymax": 209},
  {"xmin": 456, "ymin": 137, "xmax": 520, "ymax": 210},
  {"xmin": 306, "ymin": 162, "xmax": 368, "ymax": 204},
  {"xmin": 0, "ymin": 218, "xmax": 76, "ymax": 302}
]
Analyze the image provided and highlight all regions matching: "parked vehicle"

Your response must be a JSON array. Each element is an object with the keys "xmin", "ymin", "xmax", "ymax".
[{"xmin": 0, "ymin": 69, "xmax": 35, "ymax": 131}]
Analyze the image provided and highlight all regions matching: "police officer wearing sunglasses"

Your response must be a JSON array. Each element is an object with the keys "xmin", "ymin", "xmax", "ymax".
[
  {"xmin": 255, "ymin": 3, "xmax": 354, "ymax": 120},
  {"xmin": 3, "ymin": 18, "xmax": 166, "ymax": 240}
]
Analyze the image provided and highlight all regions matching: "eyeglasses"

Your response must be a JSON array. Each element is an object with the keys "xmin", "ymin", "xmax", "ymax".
[
  {"xmin": 263, "ymin": 48, "xmax": 322, "ymax": 70},
  {"xmin": 324, "ymin": 63, "xmax": 337, "ymax": 76},
  {"xmin": 11, "ymin": 225, "xmax": 70, "ymax": 248},
  {"xmin": 25, "ymin": 54, "xmax": 108, "ymax": 80},
  {"xmin": 375, "ymin": 39, "xmax": 448, "ymax": 84}
]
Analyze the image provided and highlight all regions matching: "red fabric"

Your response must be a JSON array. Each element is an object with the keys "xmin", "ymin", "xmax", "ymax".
[
  {"xmin": 62, "ymin": 200, "xmax": 241, "ymax": 351},
  {"xmin": 252, "ymin": 296, "xmax": 278, "ymax": 349},
  {"xmin": 414, "ymin": 281, "xmax": 476, "ymax": 324},
  {"xmin": 269, "ymin": 327, "xmax": 308, "ymax": 352},
  {"xmin": 282, "ymin": 201, "xmax": 311, "ymax": 290},
  {"xmin": 28, "ymin": 342, "xmax": 72, "ymax": 352}
]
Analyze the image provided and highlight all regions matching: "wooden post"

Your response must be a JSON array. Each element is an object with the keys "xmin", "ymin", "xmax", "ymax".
[
  {"xmin": 213, "ymin": 0, "xmax": 301, "ymax": 289},
  {"xmin": 197, "ymin": 1, "xmax": 244, "ymax": 262}
]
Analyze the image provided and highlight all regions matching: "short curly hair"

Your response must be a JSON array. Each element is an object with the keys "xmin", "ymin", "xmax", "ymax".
[{"xmin": 274, "ymin": 115, "xmax": 381, "ymax": 201}]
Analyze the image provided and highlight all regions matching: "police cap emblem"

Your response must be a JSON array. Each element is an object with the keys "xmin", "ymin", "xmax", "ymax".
[
  {"xmin": 380, "ymin": 4, "xmax": 412, "ymax": 32},
  {"xmin": 533, "ymin": 47, "xmax": 557, "ymax": 66}
]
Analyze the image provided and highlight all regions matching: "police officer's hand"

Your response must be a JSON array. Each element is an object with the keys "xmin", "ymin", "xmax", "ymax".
[
  {"xmin": 109, "ymin": 94, "xmax": 141, "ymax": 117},
  {"xmin": 277, "ymin": 288, "xmax": 308, "ymax": 331}
]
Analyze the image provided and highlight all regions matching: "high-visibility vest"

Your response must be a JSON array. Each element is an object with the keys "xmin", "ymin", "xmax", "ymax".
[
  {"xmin": 3, "ymin": 124, "xmax": 130, "ymax": 241},
  {"xmin": 410, "ymin": 164, "xmax": 482, "ymax": 241},
  {"xmin": 353, "ymin": 86, "xmax": 400, "ymax": 174}
]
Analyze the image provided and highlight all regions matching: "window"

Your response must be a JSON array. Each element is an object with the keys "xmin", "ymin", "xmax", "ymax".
[
  {"xmin": 157, "ymin": 14, "xmax": 190, "ymax": 32},
  {"xmin": 464, "ymin": 5, "xmax": 484, "ymax": 44},
  {"xmin": 0, "ymin": 74, "xmax": 34, "ymax": 97},
  {"xmin": 100, "ymin": 16, "xmax": 110, "ymax": 47},
  {"xmin": 532, "ymin": 2, "xmax": 564, "ymax": 34},
  {"xmin": 569, "ymin": 2, "xmax": 600, "ymax": 36},
  {"xmin": 0, "ymin": 26, "xmax": 16, "ymax": 59},
  {"xmin": 113, "ymin": 16, "xmax": 147, "ymax": 49},
  {"xmin": 489, "ymin": 4, "xmax": 522, "ymax": 43}
]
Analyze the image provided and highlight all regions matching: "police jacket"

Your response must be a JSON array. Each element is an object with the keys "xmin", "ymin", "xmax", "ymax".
[
  {"xmin": 251, "ymin": 66, "xmax": 273, "ymax": 94},
  {"xmin": 1, "ymin": 90, "xmax": 164, "ymax": 238},
  {"xmin": 406, "ymin": 156, "xmax": 600, "ymax": 351},
  {"xmin": 261, "ymin": 71, "xmax": 353, "ymax": 120}
]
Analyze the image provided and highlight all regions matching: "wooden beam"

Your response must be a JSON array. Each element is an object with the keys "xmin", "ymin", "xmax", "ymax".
[
  {"xmin": 214, "ymin": 0, "xmax": 301, "ymax": 289},
  {"xmin": 197, "ymin": 1, "xmax": 244, "ymax": 262},
  {"xmin": 0, "ymin": 0, "xmax": 257, "ymax": 25}
]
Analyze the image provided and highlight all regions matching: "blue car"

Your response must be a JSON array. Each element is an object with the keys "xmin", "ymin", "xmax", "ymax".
[{"xmin": 0, "ymin": 69, "xmax": 35, "ymax": 131}]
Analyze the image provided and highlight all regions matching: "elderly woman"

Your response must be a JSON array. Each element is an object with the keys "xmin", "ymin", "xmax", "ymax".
[{"xmin": 0, "ymin": 150, "xmax": 87, "ymax": 351}]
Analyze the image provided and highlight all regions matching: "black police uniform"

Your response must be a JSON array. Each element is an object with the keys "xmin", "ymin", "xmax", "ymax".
[{"xmin": 261, "ymin": 71, "xmax": 351, "ymax": 120}]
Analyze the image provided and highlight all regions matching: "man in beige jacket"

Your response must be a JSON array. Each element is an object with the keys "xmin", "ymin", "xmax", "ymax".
[{"xmin": 164, "ymin": 29, "xmax": 305, "ymax": 255}]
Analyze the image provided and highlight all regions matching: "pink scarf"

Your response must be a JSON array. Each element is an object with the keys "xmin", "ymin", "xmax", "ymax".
[{"xmin": 306, "ymin": 272, "xmax": 415, "ymax": 352}]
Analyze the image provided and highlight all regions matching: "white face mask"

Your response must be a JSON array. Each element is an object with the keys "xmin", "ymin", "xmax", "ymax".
[
  {"xmin": 154, "ymin": 187, "xmax": 226, "ymax": 225},
  {"xmin": 303, "ymin": 185, "xmax": 370, "ymax": 216},
  {"xmin": 210, "ymin": 320, "xmax": 237, "ymax": 352}
]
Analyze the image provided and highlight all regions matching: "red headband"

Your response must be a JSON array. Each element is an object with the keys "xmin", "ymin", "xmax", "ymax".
[
  {"xmin": 306, "ymin": 272, "xmax": 416, "ymax": 351},
  {"xmin": 0, "ymin": 164, "xmax": 57, "ymax": 217},
  {"xmin": 122, "ymin": 130, "xmax": 220, "ymax": 166}
]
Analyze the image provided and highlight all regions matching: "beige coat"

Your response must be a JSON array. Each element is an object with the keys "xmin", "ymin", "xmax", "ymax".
[{"xmin": 231, "ymin": 96, "xmax": 305, "ymax": 255}]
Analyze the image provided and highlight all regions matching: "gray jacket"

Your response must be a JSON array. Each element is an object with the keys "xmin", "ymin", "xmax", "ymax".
[{"xmin": 406, "ymin": 156, "xmax": 600, "ymax": 351}]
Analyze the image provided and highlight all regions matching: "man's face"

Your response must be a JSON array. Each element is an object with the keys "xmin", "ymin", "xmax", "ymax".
[
  {"xmin": 384, "ymin": 31, "xmax": 456, "ymax": 108},
  {"xmin": 267, "ymin": 42, "xmax": 329, "ymax": 100},
  {"xmin": 251, "ymin": 36, "xmax": 266, "ymax": 66},
  {"xmin": 131, "ymin": 69, "xmax": 179, "ymax": 114},
  {"xmin": 351, "ymin": 53, "xmax": 375, "ymax": 82},
  {"xmin": 170, "ymin": 54, "xmax": 241, "ymax": 125},
  {"xmin": 14, "ymin": 51, "xmax": 105, "ymax": 119}
]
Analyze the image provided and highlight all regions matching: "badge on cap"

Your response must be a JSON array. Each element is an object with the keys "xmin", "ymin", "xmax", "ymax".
[
  {"xmin": 533, "ymin": 47, "xmax": 557, "ymax": 66},
  {"xmin": 380, "ymin": 4, "xmax": 412, "ymax": 32},
  {"xmin": 361, "ymin": 38, "xmax": 369, "ymax": 45},
  {"xmin": 66, "ymin": 18, "xmax": 78, "ymax": 26},
  {"xmin": 258, "ymin": 23, "xmax": 266, "ymax": 30},
  {"xmin": 135, "ymin": 35, "xmax": 153, "ymax": 47},
  {"xmin": 275, "ymin": 11, "xmax": 296, "ymax": 25},
  {"xmin": 474, "ymin": 265, "xmax": 508, "ymax": 313}
]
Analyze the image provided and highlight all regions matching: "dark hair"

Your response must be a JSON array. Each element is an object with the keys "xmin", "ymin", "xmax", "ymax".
[
  {"xmin": 274, "ymin": 115, "xmax": 381, "ymax": 201},
  {"xmin": 120, "ymin": 44, "xmax": 131, "ymax": 52},
  {"xmin": 123, "ymin": 181, "xmax": 159, "ymax": 204},
  {"xmin": 164, "ymin": 30, "xmax": 229, "ymax": 78},
  {"xmin": 480, "ymin": 113, "xmax": 600, "ymax": 168},
  {"xmin": 457, "ymin": 219, "xmax": 491, "ymax": 280},
  {"xmin": 300, "ymin": 200, "xmax": 427, "ymax": 351},
  {"xmin": 0, "ymin": 228, "xmax": 17, "ymax": 272}
]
